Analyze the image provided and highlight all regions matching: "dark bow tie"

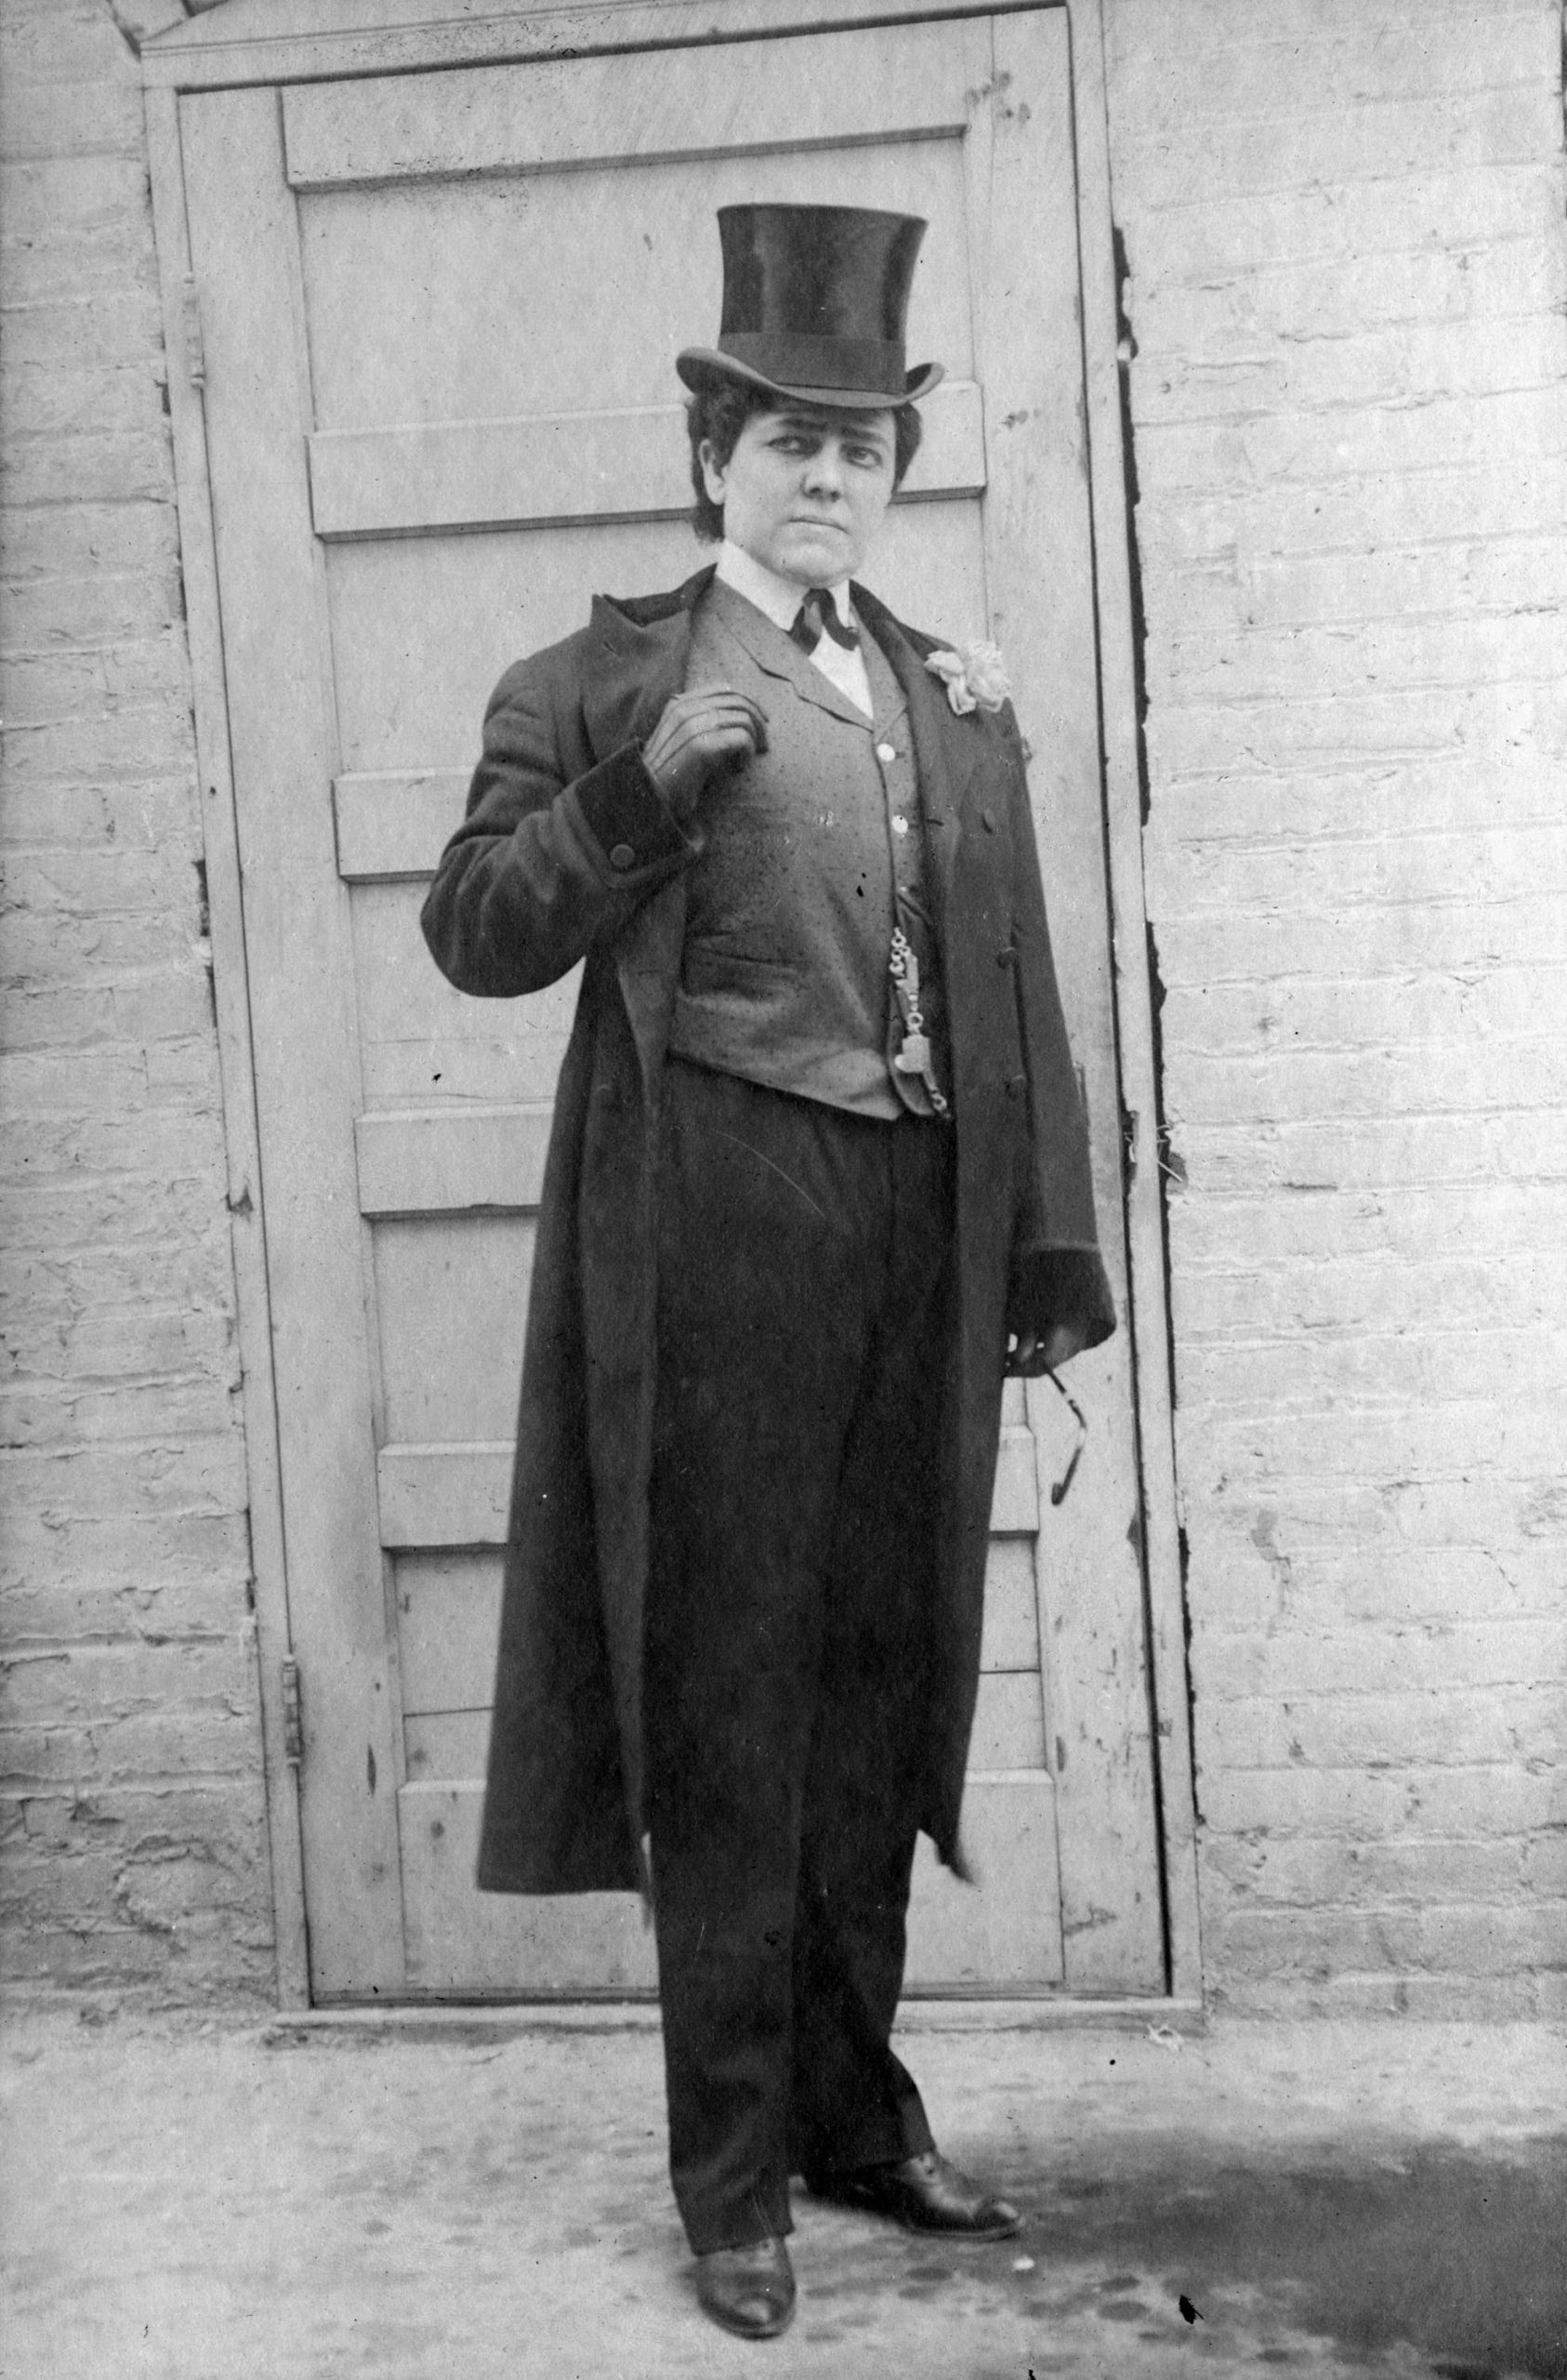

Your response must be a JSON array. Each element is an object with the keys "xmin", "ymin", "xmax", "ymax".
[{"xmin": 789, "ymin": 587, "xmax": 861, "ymax": 655}]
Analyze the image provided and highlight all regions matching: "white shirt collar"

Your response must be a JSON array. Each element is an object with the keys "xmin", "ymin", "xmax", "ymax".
[{"xmin": 715, "ymin": 541, "xmax": 853, "ymax": 633}]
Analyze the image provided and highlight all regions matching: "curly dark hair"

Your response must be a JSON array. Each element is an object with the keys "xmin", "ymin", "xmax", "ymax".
[{"xmin": 684, "ymin": 376, "xmax": 925, "ymax": 543}]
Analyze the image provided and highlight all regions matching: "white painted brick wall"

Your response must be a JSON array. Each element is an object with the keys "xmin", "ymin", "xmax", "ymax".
[
  {"xmin": 0, "ymin": 0, "xmax": 274, "ymax": 1999},
  {"xmin": 1107, "ymin": 0, "xmax": 1567, "ymax": 2015}
]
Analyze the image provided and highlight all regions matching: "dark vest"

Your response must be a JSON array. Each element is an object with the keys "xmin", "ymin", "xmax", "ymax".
[{"xmin": 666, "ymin": 578, "xmax": 948, "ymax": 1119}]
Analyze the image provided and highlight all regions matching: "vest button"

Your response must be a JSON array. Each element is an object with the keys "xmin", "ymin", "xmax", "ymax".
[{"xmin": 608, "ymin": 842, "xmax": 637, "ymax": 870}]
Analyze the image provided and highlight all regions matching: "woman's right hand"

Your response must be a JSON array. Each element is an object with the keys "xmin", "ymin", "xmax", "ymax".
[{"xmin": 642, "ymin": 684, "xmax": 768, "ymax": 815}]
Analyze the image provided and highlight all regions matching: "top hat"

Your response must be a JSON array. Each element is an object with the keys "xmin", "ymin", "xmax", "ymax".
[{"xmin": 677, "ymin": 204, "xmax": 943, "ymax": 410}]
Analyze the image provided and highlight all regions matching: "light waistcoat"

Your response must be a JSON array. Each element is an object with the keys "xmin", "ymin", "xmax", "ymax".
[{"xmin": 667, "ymin": 577, "xmax": 947, "ymax": 1120}]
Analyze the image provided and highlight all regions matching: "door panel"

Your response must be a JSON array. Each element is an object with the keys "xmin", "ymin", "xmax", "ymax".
[
  {"xmin": 307, "ymin": 383, "xmax": 988, "ymax": 539},
  {"xmin": 323, "ymin": 511, "xmax": 990, "ymax": 772},
  {"xmin": 281, "ymin": 20, "xmax": 973, "ymax": 194},
  {"xmin": 182, "ymin": 7, "xmax": 1163, "ymax": 2000}
]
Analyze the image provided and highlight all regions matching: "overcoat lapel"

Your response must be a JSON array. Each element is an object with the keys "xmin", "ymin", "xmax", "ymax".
[
  {"xmin": 580, "ymin": 574, "xmax": 712, "ymax": 1097},
  {"xmin": 580, "ymin": 583, "xmax": 701, "ymax": 760}
]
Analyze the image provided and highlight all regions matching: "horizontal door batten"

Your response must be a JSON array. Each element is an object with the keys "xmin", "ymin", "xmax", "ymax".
[
  {"xmin": 357, "ymin": 1104, "xmax": 552, "ymax": 1216},
  {"xmin": 282, "ymin": 26, "xmax": 968, "ymax": 190},
  {"xmin": 309, "ymin": 384, "xmax": 986, "ymax": 542},
  {"xmin": 378, "ymin": 1426, "xmax": 1040, "ymax": 1550},
  {"xmin": 406, "ymin": 1665, "xmax": 1043, "ymax": 1782},
  {"xmin": 336, "ymin": 771, "xmax": 468, "ymax": 881}
]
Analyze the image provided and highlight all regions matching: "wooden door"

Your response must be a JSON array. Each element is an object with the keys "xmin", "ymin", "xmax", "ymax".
[{"xmin": 179, "ymin": 7, "xmax": 1164, "ymax": 2001}]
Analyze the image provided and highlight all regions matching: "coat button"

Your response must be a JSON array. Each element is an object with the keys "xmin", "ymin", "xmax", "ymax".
[
  {"xmin": 996, "ymin": 945, "xmax": 1016, "ymax": 969},
  {"xmin": 981, "ymin": 808, "xmax": 996, "ymax": 833},
  {"xmin": 876, "ymin": 742, "xmax": 898, "ymax": 764},
  {"xmin": 608, "ymin": 842, "xmax": 636, "ymax": 870}
]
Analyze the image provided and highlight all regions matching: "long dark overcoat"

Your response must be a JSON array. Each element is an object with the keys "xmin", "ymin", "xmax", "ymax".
[{"xmin": 420, "ymin": 568, "xmax": 1115, "ymax": 1896}]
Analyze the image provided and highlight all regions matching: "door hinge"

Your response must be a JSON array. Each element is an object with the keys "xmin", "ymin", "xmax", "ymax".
[
  {"xmin": 181, "ymin": 274, "xmax": 206, "ymax": 390},
  {"xmin": 281, "ymin": 1654, "xmax": 304, "ymax": 1766}
]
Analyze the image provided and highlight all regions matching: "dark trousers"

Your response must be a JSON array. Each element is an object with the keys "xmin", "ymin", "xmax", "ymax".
[{"xmin": 645, "ymin": 1057, "xmax": 954, "ymax": 2254}]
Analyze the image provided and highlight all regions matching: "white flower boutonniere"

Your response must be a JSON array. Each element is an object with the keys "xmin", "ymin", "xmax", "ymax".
[{"xmin": 925, "ymin": 639, "xmax": 1011, "ymax": 717}]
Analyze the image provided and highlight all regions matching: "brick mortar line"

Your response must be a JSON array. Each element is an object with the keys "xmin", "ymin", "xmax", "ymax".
[
  {"xmin": 1, "ymin": 1052, "xmax": 230, "ymax": 1079},
  {"xmin": 1206, "ymin": 1754, "xmax": 1562, "ymax": 1768},
  {"xmin": 1148, "ymin": 532, "xmax": 1567, "ymax": 570},
  {"xmin": 1160, "ymin": 1052, "xmax": 1567, "ymax": 1072},
  {"xmin": 1192, "ymin": 1694, "xmax": 1560, "ymax": 1711},
  {"xmin": 1150, "ymin": 598, "xmax": 1567, "ymax": 635},
  {"xmin": 0, "ymin": 1199, "xmax": 229, "ymax": 1218},
  {"xmin": 1165, "ymin": 1501, "xmax": 1563, "ymax": 1527},
  {"xmin": 1167, "ymin": 1317, "xmax": 1567, "ymax": 1342},
  {"xmin": 1154, "ymin": 466, "xmax": 1567, "ymax": 507},
  {"xmin": 1, "ymin": 1382, "xmax": 240, "ymax": 1406},
  {"xmin": 0, "ymin": 488, "xmax": 176, "ymax": 509},
  {"xmin": 3, "ymin": 717, "xmax": 197, "ymax": 744},
  {"xmin": 1148, "ymin": 827, "xmax": 1567, "ymax": 853},
  {"xmin": 0, "ymin": 144, "xmax": 165, "ymax": 167},
  {"xmin": 0, "ymin": 1436, "xmax": 244, "ymax": 1461},
  {"xmin": 1176, "ymin": 1178, "xmax": 1567, "ymax": 1197},
  {"xmin": 1171, "ymin": 1384, "xmax": 1566, "ymax": 1405},
  {"xmin": 1150, "ymin": 879, "xmax": 1567, "ymax": 902},
  {"xmin": 1149, "ymin": 895, "xmax": 1567, "ymax": 920},
  {"xmin": 0, "ymin": 1240, "xmax": 245, "ymax": 1260},
  {"xmin": 1172, "ymin": 1460, "xmax": 1562, "ymax": 1479},
  {"xmin": 0, "ymin": 771, "xmax": 197, "ymax": 789},
  {"xmin": 1200, "ymin": 1752, "xmax": 1561, "ymax": 1764},
  {"xmin": 0, "ymin": 1116, "xmax": 227, "ymax": 1138},
  {"xmin": 1176, "ymin": 1252, "xmax": 1567, "ymax": 1275},
  {"xmin": 1139, "ymin": 459, "xmax": 1567, "ymax": 496},
  {"xmin": 1113, "ymin": 66, "xmax": 1557, "ymax": 115},
  {"xmin": 1113, "ymin": 1, "xmax": 1549, "ymax": 46},
  {"xmin": 1145, "ymin": 686, "xmax": 1567, "ymax": 720},
  {"xmin": 1150, "ymin": 901, "xmax": 1567, "ymax": 929},
  {"xmin": 1152, "ymin": 535, "xmax": 1567, "ymax": 573},
  {"xmin": 1200, "ymin": 1618, "xmax": 1566, "ymax": 1636},
  {"xmin": 0, "ymin": 1175, "xmax": 244, "ymax": 1197},
  {"xmin": 1142, "ymin": 316, "xmax": 1567, "ymax": 362},
  {"xmin": 1126, "ymin": 73, "xmax": 1560, "ymax": 116},
  {"xmin": 1155, "ymin": 523, "xmax": 1567, "ymax": 553},
  {"xmin": 0, "ymin": 497, "xmax": 179, "ymax": 522},
  {"xmin": 0, "ymin": 840, "xmax": 210, "ymax": 860},
  {"xmin": 1137, "ymin": 381, "xmax": 1567, "ymax": 432},
  {"xmin": 1160, "ymin": 1042, "xmax": 1567, "ymax": 1061},
  {"xmin": 0, "ymin": 1778, "xmax": 263, "ymax": 1797},
  {"xmin": 0, "ymin": 1765, "xmax": 265, "ymax": 1780},
  {"xmin": 1149, "ymin": 764, "xmax": 1560, "ymax": 791},
  {"xmin": 1, "ymin": 1638, "xmax": 247, "ymax": 1661},
  {"xmin": 1126, "ymin": 165, "xmax": 1566, "ymax": 224}
]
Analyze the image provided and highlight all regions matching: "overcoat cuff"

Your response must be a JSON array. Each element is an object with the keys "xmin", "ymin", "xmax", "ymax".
[
  {"xmin": 1007, "ymin": 1245, "xmax": 1117, "ymax": 1351},
  {"xmin": 560, "ymin": 742, "xmax": 696, "ymax": 886}
]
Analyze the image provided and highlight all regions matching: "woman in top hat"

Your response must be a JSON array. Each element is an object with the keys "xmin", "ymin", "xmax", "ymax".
[{"xmin": 421, "ymin": 204, "xmax": 1115, "ymax": 2340}]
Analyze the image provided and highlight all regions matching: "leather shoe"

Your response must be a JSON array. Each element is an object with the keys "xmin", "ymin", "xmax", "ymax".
[
  {"xmin": 694, "ymin": 2236, "xmax": 796, "ymax": 2339},
  {"xmin": 806, "ymin": 2148, "xmax": 1021, "ymax": 2240}
]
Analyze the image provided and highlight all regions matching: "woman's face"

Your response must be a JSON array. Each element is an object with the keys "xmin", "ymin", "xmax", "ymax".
[{"xmin": 700, "ymin": 403, "xmax": 897, "ymax": 587}]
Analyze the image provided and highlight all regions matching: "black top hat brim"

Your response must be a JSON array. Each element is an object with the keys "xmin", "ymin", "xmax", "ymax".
[{"xmin": 676, "ymin": 348, "xmax": 944, "ymax": 411}]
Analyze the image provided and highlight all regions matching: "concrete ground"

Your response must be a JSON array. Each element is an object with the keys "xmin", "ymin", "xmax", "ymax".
[{"xmin": 2, "ymin": 2000, "xmax": 1563, "ymax": 2380}]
